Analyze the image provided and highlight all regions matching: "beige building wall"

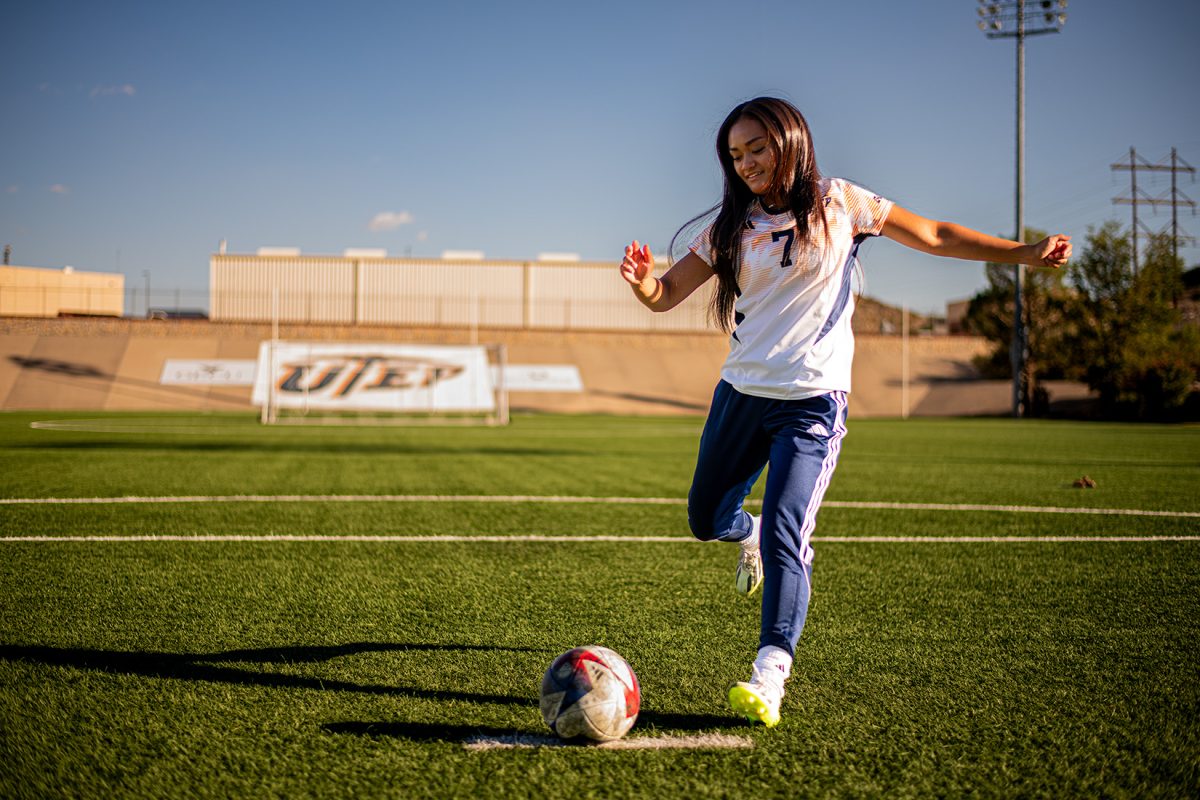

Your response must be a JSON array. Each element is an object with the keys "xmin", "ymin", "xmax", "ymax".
[
  {"xmin": 359, "ymin": 259, "xmax": 526, "ymax": 328},
  {"xmin": 526, "ymin": 261, "xmax": 713, "ymax": 332},
  {"xmin": 0, "ymin": 265, "xmax": 124, "ymax": 318},
  {"xmin": 210, "ymin": 252, "xmax": 716, "ymax": 332},
  {"xmin": 209, "ymin": 256, "xmax": 355, "ymax": 323}
]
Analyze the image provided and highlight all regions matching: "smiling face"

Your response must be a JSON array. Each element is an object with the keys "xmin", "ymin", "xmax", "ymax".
[{"xmin": 727, "ymin": 116, "xmax": 779, "ymax": 204}]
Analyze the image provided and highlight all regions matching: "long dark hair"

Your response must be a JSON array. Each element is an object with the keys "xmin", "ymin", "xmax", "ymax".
[{"xmin": 672, "ymin": 97, "xmax": 828, "ymax": 333}]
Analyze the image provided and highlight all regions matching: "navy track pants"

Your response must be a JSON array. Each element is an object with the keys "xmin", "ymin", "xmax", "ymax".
[{"xmin": 687, "ymin": 381, "xmax": 848, "ymax": 656}]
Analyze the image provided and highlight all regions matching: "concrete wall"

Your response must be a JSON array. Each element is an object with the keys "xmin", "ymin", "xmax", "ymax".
[{"xmin": 0, "ymin": 317, "xmax": 1092, "ymax": 417}]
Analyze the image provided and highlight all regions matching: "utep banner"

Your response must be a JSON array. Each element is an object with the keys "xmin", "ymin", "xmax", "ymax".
[{"xmin": 252, "ymin": 342, "xmax": 495, "ymax": 412}]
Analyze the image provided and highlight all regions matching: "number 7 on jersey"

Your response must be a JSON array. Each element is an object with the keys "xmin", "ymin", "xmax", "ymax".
[{"xmin": 772, "ymin": 228, "xmax": 795, "ymax": 268}]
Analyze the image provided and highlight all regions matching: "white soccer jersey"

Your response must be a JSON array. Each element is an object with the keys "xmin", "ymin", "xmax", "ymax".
[{"xmin": 689, "ymin": 177, "xmax": 893, "ymax": 399}]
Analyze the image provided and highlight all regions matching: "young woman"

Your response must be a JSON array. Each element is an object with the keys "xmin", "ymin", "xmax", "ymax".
[{"xmin": 619, "ymin": 97, "xmax": 1071, "ymax": 728}]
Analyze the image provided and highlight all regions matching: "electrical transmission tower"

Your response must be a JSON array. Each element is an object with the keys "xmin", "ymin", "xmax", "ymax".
[{"xmin": 1111, "ymin": 148, "xmax": 1196, "ymax": 271}]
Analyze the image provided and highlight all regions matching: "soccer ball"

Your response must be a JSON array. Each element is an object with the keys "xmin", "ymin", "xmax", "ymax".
[{"xmin": 539, "ymin": 646, "xmax": 640, "ymax": 742}]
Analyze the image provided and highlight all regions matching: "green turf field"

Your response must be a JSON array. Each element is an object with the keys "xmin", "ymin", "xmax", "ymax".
[{"xmin": 1, "ymin": 411, "xmax": 1197, "ymax": 798}]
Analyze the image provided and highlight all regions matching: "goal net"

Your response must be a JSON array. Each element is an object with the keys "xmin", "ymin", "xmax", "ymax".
[{"xmin": 253, "ymin": 340, "xmax": 509, "ymax": 426}]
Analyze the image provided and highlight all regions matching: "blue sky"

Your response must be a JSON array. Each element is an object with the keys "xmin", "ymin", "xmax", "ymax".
[{"xmin": 4, "ymin": 0, "xmax": 1199, "ymax": 314}]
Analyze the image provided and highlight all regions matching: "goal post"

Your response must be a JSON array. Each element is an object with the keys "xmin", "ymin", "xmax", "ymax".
[{"xmin": 253, "ymin": 341, "xmax": 510, "ymax": 426}]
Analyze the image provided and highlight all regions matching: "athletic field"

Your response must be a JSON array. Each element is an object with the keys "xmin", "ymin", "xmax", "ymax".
[{"xmin": 1, "ymin": 411, "xmax": 1197, "ymax": 798}]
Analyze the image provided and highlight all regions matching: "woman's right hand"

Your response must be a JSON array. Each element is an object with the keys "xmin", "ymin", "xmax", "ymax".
[{"xmin": 619, "ymin": 240, "xmax": 654, "ymax": 286}]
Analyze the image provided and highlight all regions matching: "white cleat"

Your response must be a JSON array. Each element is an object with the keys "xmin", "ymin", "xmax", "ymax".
[
  {"xmin": 729, "ymin": 647, "xmax": 790, "ymax": 726},
  {"xmin": 728, "ymin": 681, "xmax": 781, "ymax": 727},
  {"xmin": 735, "ymin": 514, "xmax": 763, "ymax": 596},
  {"xmin": 728, "ymin": 668, "xmax": 783, "ymax": 727},
  {"xmin": 735, "ymin": 548, "xmax": 763, "ymax": 596}
]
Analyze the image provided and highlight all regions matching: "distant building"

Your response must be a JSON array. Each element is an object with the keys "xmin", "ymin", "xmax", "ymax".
[
  {"xmin": 946, "ymin": 298, "xmax": 971, "ymax": 334},
  {"xmin": 0, "ymin": 265, "xmax": 124, "ymax": 318},
  {"xmin": 209, "ymin": 248, "xmax": 714, "ymax": 332}
]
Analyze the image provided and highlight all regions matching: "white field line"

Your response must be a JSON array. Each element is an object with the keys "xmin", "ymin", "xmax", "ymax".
[
  {"xmin": 0, "ymin": 494, "xmax": 687, "ymax": 506},
  {"xmin": 463, "ymin": 732, "xmax": 753, "ymax": 751},
  {"xmin": 3, "ymin": 534, "xmax": 1199, "ymax": 543},
  {"xmin": 824, "ymin": 500, "xmax": 1200, "ymax": 518},
  {"xmin": 28, "ymin": 419, "xmax": 702, "ymax": 438},
  {"xmin": 0, "ymin": 494, "xmax": 1197, "ymax": 518}
]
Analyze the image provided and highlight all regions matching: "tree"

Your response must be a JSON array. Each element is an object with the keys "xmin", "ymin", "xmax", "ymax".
[
  {"xmin": 1064, "ymin": 223, "xmax": 1200, "ymax": 419},
  {"xmin": 961, "ymin": 227, "xmax": 1075, "ymax": 415}
]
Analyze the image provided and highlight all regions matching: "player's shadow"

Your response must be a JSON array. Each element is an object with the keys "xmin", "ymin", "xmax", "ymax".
[
  {"xmin": 2, "ymin": 642, "xmax": 748, "ymax": 738},
  {"xmin": 0, "ymin": 641, "xmax": 540, "ymax": 707},
  {"xmin": 323, "ymin": 710, "xmax": 745, "ymax": 744}
]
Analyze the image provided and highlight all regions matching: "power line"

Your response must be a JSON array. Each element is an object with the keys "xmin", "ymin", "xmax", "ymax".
[{"xmin": 1111, "ymin": 148, "xmax": 1196, "ymax": 271}]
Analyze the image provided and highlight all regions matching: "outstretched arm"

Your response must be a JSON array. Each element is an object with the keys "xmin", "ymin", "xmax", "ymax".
[
  {"xmin": 881, "ymin": 205, "xmax": 1072, "ymax": 268},
  {"xmin": 619, "ymin": 240, "xmax": 715, "ymax": 312}
]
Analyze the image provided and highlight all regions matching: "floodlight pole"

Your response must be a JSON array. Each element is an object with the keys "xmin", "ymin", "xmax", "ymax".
[
  {"xmin": 1013, "ymin": 6, "xmax": 1027, "ymax": 420},
  {"xmin": 978, "ymin": 0, "xmax": 1065, "ymax": 417}
]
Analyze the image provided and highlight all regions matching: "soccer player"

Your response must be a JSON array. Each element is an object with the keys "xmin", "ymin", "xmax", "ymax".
[{"xmin": 618, "ymin": 96, "xmax": 1071, "ymax": 727}]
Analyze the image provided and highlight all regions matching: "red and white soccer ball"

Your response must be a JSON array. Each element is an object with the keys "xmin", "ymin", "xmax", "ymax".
[{"xmin": 539, "ymin": 646, "xmax": 640, "ymax": 742}]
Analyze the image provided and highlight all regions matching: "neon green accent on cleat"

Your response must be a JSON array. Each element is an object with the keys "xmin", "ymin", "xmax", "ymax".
[{"xmin": 728, "ymin": 683, "xmax": 781, "ymax": 727}]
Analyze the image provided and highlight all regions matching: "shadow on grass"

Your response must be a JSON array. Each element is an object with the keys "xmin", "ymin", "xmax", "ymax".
[
  {"xmin": 0, "ymin": 641, "xmax": 541, "ymax": 707},
  {"xmin": 323, "ymin": 710, "xmax": 746, "ymax": 744},
  {"xmin": 4, "ymin": 641, "xmax": 750, "ymax": 739},
  {"xmin": 635, "ymin": 709, "xmax": 745, "ymax": 732}
]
